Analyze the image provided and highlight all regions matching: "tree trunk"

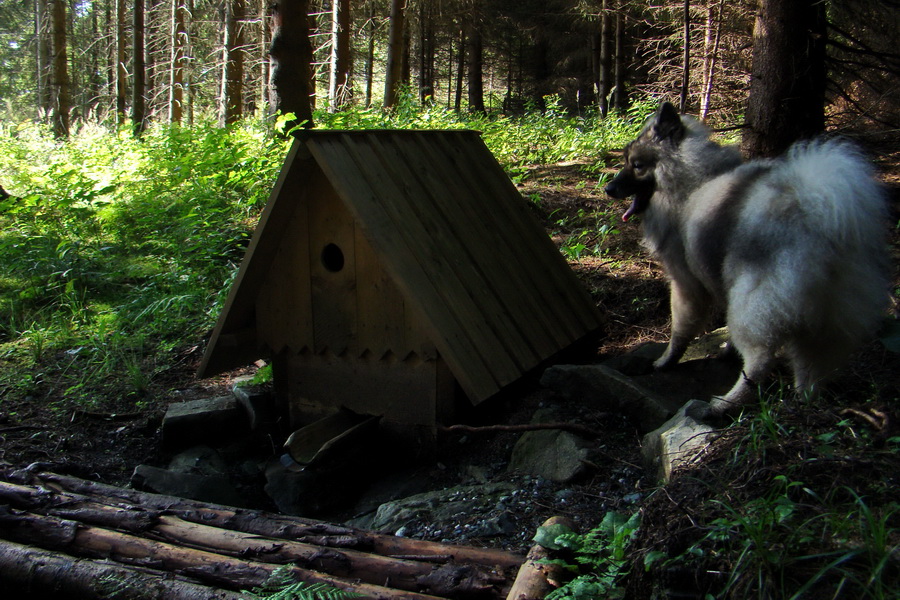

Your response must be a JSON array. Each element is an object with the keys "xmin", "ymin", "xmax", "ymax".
[
  {"xmin": 50, "ymin": 0, "xmax": 70, "ymax": 137},
  {"xmin": 132, "ymin": 0, "xmax": 147, "ymax": 136},
  {"xmin": 270, "ymin": 0, "xmax": 315, "ymax": 129},
  {"xmin": 259, "ymin": 0, "xmax": 271, "ymax": 113},
  {"xmin": 417, "ymin": 0, "xmax": 434, "ymax": 103},
  {"xmin": 223, "ymin": 0, "xmax": 245, "ymax": 124},
  {"xmin": 742, "ymin": 0, "xmax": 827, "ymax": 157},
  {"xmin": 699, "ymin": 0, "xmax": 724, "ymax": 121},
  {"xmin": 598, "ymin": 0, "xmax": 612, "ymax": 116},
  {"xmin": 35, "ymin": 0, "xmax": 53, "ymax": 119},
  {"xmin": 613, "ymin": 3, "xmax": 626, "ymax": 111},
  {"xmin": 454, "ymin": 25, "xmax": 464, "ymax": 112},
  {"xmin": 365, "ymin": 0, "xmax": 375, "ymax": 107},
  {"xmin": 328, "ymin": 0, "xmax": 352, "ymax": 110},
  {"xmin": 383, "ymin": 0, "xmax": 406, "ymax": 108},
  {"xmin": 679, "ymin": 0, "xmax": 690, "ymax": 113},
  {"xmin": 116, "ymin": 0, "xmax": 127, "ymax": 123},
  {"xmin": 169, "ymin": 0, "xmax": 188, "ymax": 123},
  {"xmin": 466, "ymin": 23, "xmax": 485, "ymax": 114}
]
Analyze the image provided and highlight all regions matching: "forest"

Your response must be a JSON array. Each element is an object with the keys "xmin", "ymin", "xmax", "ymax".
[{"xmin": 1, "ymin": 0, "xmax": 900, "ymax": 598}]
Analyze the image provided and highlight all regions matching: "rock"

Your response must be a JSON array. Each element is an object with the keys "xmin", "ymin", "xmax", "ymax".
[
  {"xmin": 507, "ymin": 429, "xmax": 589, "ymax": 483},
  {"xmin": 231, "ymin": 376, "xmax": 275, "ymax": 432},
  {"xmin": 349, "ymin": 483, "xmax": 517, "ymax": 535},
  {"xmin": 168, "ymin": 445, "xmax": 229, "ymax": 477},
  {"xmin": 130, "ymin": 464, "xmax": 244, "ymax": 507},
  {"xmin": 681, "ymin": 327, "xmax": 731, "ymax": 362},
  {"xmin": 641, "ymin": 399, "xmax": 717, "ymax": 483},
  {"xmin": 601, "ymin": 342, "xmax": 667, "ymax": 375},
  {"xmin": 541, "ymin": 364, "xmax": 680, "ymax": 432},
  {"xmin": 161, "ymin": 396, "xmax": 246, "ymax": 449}
]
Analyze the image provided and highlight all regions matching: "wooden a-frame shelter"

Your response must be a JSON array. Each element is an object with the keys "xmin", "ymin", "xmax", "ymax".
[{"xmin": 198, "ymin": 130, "xmax": 603, "ymax": 439}]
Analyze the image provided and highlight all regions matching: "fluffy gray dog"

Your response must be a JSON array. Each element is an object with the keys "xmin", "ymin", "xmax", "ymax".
[{"xmin": 605, "ymin": 102, "xmax": 891, "ymax": 416}]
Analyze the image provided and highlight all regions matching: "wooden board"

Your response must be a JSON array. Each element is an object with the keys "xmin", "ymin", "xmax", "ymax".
[{"xmin": 200, "ymin": 130, "xmax": 604, "ymax": 410}]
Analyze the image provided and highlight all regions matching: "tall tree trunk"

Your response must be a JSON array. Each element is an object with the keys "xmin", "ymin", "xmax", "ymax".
[
  {"xmin": 328, "ymin": 0, "xmax": 352, "ymax": 110},
  {"xmin": 742, "ymin": 0, "xmax": 827, "ymax": 157},
  {"xmin": 680, "ymin": 0, "xmax": 690, "ymax": 112},
  {"xmin": 598, "ymin": 0, "xmax": 612, "ymax": 116},
  {"xmin": 116, "ymin": 0, "xmax": 127, "ymax": 123},
  {"xmin": 259, "ymin": 0, "xmax": 271, "ymax": 113},
  {"xmin": 35, "ymin": 0, "xmax": 52, "ymax": 119},
  {"xmin": 699, "ymin": 0, "xmax": 724, "ymax": 120},
  {"xmin": 383, "ymin": 0, "xmax": 405, "ymax": 108},
  {"xmin": 465, "ymin": 23, "xmax": 484, "ymax": 114},
  {"xmin": 365, "ymin": 0, "xmax": 375, "ymax": 107},
  {"xmin": 169, "ymin": 0, "xmax": 188, "ymax": 123},
  {"xmin": 133, "ymin": 0, "xmax": 147, "ymax": 136},
  {"xmin": 613, "ymin": 3, "xmax": 626, "ymax": 111},
  {"xmin": 223, "ymin": 0, "xmax": 245, "ymax": 124},
  {"xmin": 270, "ymin": 0, "xmax": 314, "ymax": 129},
  {"xmin": 417, "ymin": 0, "xmax": 434, "ymax": 103},
  {"xmin": 50, "ymin": 0, "xmax": 70, "ymax": 137},
  {"xmin": 454, "ymin": 25, "xmax": 464, "ymax": 112}
]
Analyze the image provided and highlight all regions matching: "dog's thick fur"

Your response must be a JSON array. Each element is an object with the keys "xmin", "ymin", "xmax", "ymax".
[{"xmin": 605, "ymin": 102, "xmax": 891, "ymax": 415}]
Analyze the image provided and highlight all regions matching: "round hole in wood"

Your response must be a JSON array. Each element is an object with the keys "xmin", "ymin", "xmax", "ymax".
[{"xmin": 321, "ymin": 243, "xmax": 345, "ymax": 272}]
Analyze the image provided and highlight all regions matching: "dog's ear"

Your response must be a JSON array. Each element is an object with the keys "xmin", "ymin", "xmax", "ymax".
[{"xmin": 652, "ymin": 102, "xmax": 685, "ymax": 144}]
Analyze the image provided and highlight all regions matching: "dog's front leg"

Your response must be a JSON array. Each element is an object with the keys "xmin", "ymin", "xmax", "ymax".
[{"xmin": 654, "ymin": 280, "xmax": 712, "ymax": 370}]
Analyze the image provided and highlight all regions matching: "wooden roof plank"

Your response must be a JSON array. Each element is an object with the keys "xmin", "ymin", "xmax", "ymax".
[
  {"xmin": 438, "ymin": 131, "xmax": 603, "ymax": 337},
  {"xmin": 364, "ymin": 133, "xmax": 543, "ymax": 373},
  {"xmin": 400, "ymin": 132, "xmax": 571, "ymax": 357},
  {"xmin": 304, "ymin": 133, "xmax": 504, "ymax": 402}
]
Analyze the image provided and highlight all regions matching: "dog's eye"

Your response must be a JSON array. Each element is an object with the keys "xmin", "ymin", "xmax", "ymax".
[{"xmin": 632, "ymin": 161, "xmax": 646, "ymax": 172}]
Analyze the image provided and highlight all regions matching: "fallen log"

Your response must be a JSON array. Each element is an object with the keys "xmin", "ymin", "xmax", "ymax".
[
  {"xmin": 0, "ymin": 480, "xmax": 506, "ymax": 597},
  {"xmin": 28, "ymin": 470, "xmax": 524, "ymax": 569},
  {"xmin": 0, "ymin": 538, "xmax": 244, "ymax": 600},
  {"xmin": 0, "ymin": 508, "xmax": 446, "ymax": 600},
  {"xmin": 505, "ymin": 517, "xmax": 575, "ymax": 600},
  {"xmin": 0, "ymin": 469, "xmax": 527, "ymax": 599}
]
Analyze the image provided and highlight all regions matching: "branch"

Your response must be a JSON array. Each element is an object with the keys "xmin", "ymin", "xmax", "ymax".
[{"xmin": 439, "ymin": 422, "xmax": 604, "ymax": 438}]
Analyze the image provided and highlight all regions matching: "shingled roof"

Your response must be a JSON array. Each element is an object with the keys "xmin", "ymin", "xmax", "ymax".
[{"xmin": 198, "ymin": 129, "xmax": 603, "ymax": 405}]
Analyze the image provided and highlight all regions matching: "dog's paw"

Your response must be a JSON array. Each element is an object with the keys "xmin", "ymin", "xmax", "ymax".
[
  {"xmin": 709, "ymin": 395, "xmax": 742, "ymax": 418},
  {"xmin": 653, "ymin": 355, "xmax": 677, "ymax": 371}
]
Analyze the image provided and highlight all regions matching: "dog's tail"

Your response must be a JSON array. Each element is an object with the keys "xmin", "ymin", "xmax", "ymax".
[{"xmin": 777, "ymin": 138, "xmax": 889, "ymax": 248}]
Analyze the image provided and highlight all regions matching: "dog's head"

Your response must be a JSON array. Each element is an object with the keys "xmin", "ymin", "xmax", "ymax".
[{"xmin": 605, "ymin": 102, "xmax": 686, "ymax": 221}]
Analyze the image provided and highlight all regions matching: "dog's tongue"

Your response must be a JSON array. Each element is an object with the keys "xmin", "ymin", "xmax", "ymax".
[{"xmin": 621, "ymin": 196, "xmax": 642, "ymax": 222}]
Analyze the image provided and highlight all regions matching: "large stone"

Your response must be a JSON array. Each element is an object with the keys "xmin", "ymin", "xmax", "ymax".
[
  {"xmin": 162, "ymin": 396, "xmax": 246, "ymax": 449},
  {"xmin": 541, "ymin": 364, "xmax": 681, "ymax": 432},
  {"xmin": 131, "ymin": 464, "xmax": 244, "ymax": 507},
  {"xmin": 353, "ymin": 483, "xmax": 517, "ymax": 535},
  {"xmin": 641, "ymin": 399, "xmax": 717, "ymax": 483},
  {"xmin": 168, "ymin": 445, "xmax": 229, "ymax": 477},
  {"xmin": 507, "ymin": 429, "xmax": 589, "ymax": 483}
]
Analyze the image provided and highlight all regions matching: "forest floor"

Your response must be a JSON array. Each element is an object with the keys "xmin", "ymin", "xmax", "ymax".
[{"xmin": 1, "ymin": 157, "xmax": 899, "ymax": 597}]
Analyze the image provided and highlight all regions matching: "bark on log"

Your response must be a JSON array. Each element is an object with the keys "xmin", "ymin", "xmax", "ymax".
[
  {"xmin": 0, "ymin": 508, "xmax": 446, "ymax": 600},
  {"xmin": 0, "ymin": 469, "xmax": 526, "ymax": 599},
  {"xmin": 0, "ymin": 538, "xmax": 244, "ymax": 600},
  {"xmin": 0, "ymin": 480, "xmax": 505, "ymax": 596},
  {"xmin": 28, "ymin": 470, "xmax": 524, "ymax": 568},
  {"xmin": 505, "ymin": 517, "xmax": 575, "ymax": 600}
]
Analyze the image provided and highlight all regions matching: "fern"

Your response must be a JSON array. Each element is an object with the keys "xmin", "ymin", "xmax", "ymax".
[{"xmin": 244, "ymin": 566, "xmax": 364, "ymax": 600}]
